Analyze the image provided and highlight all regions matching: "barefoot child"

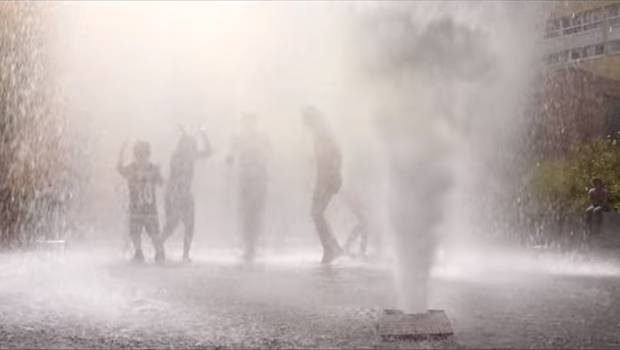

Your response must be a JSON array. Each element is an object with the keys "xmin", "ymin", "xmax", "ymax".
[{"xmin": 117, "ymin": 140, "xmax": 165, "ymax": 262}]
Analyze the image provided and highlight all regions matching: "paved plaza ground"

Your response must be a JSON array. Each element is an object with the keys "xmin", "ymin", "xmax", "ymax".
[{"xmin": 1, "ymin": 244, "xmax": 620, "ymax": 349}]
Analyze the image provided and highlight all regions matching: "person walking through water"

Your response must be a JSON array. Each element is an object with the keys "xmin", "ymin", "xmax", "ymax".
[
  {"xmin": 585, "ymin": 177, "xmax": 610, "ymax": 235},
  {"xmin": 117, "ymin": 140, "xmax": 165, "ymax": 263},
  {"xmin": 161, "ymin": 126, "xmax": 212, "ymax": 262},
  {"xmin": 227, "ymin": 114, "xmax": 272, "ymax": 262},
  {"xmin": 302, "ymin": 106, "xmax": 344, "ymax": 264}
]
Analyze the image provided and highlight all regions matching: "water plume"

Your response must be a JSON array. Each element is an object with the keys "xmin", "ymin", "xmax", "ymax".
[{"xmin": 351, "ymin": 2, "xmax": 544, "ymax": 312}]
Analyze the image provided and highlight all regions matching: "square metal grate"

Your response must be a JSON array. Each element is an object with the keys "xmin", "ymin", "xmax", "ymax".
[{"xmin": 378, "ymin": 309, "xmax": 454, "ymax": 342}]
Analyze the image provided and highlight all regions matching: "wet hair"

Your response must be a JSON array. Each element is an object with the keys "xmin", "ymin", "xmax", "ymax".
[
  {"xmin": 133, "ymin": 140, "xmax": 151, "ymax": 160},
  {"xmin": 592, "ymin": 177, "xmax": 603, "ymax": 186}
]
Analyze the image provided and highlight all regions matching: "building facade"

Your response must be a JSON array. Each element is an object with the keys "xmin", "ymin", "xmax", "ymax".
[
  {"xmin": 539, "ymin": 1, "xmax": 620, "ymax": 157},
  {"xmin": 545, "ymin": 1, "xmax": 620, "ymax": 78}
]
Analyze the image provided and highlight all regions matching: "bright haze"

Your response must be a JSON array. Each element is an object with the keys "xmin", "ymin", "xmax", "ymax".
[{"xmin": 47, "ymin": 1, "xmax": 544, "ymax": 312}]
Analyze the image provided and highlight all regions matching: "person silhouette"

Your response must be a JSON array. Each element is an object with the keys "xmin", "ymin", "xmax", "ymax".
[
  {"xmin": 302, "ymin": 106, "xmax": 344, "ymax": 264},
  {"xmin": 117, "ymin": 140, "xmax": 165, "ymax": 262},
  {"xmin": 227, "ymin": 114, "xmax": 272, "ymax": 262},
  {"xmin": 161, "ymin": 127, "xmax": 212, "ymax": 262}
]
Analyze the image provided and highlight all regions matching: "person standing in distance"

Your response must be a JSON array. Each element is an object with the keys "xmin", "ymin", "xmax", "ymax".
[
  {"xmin": 117, "ymin": 140, "xmax": 165, "ymax": 263},
  {"xmin": 227, "ymin": 114, "xmax": 272, "ymax": 262}
]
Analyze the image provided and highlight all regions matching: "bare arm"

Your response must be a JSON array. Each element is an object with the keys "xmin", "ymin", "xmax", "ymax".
[
  {"xmin": 154, "ymin": 164, "xmax": 164, "ymax": 187},
  {"xmin": 197, "ymin": 128, "xmax": 213, "ymax": 159},
  {"xmin": 117, "ymin": 141, "xmax": 130, "ymax": 178}
]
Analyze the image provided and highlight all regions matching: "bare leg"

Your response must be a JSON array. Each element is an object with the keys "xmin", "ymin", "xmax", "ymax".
[
  {"xmin": 344, "ymin": 225, "xmax": 360, "ymax": 253},
  {"xmin": 240, "ymin": 181, "xmax": 267, "ymax": 262},
  {"xmin": 130, "ymin": 232, "xmax": 142, "ymax": 252},
  {"xmin": 241, "ymin": 208, "xmax": 258, "ymax": 261},
  {"xmin": 145, "ymin": 216, "xmax": 164, "ymax": 262},
  {"xmin": 342, "ymin": 191, "xmax": 369, "ymax": 257},
  {"xmin": 241, "ymin": 202, "xmax": 257, "ymax": 262},
  {"xmin": 311, "ymin": 186, "xmax": 342, "ymax": 263},
  {"xmin": 584, "ymin": 206, "xmax": 593, "ymax": 225},
  {"xmin": 182, "ymin": 197, "xmax": 195, "ymax": 261},
  {"xmin": 592, "ymin": 206, "xmax": 603, "ymax": 235},
  {"xmin": 584, "ymin": 205, "xmax": 595, "ymax": 236},
  {"xmin": 162, "ymin": 197, "xmax": 180, "ymax": 244},
  {"xmin": 129, "ymin": 218, "xmax": 144, "ymax": 262},
  {"xmin": 359, "ymin": 226, "xmax": 368, "ymax": 256}
]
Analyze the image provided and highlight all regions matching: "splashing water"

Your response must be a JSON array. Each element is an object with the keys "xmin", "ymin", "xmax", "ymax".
[
  {"xmin": 2, "ymin": 1, "xmax": 594, "ymax": 323},
  {"xmin": 352, "ymin": 2, "xmax": 544, "ymax": 312}
]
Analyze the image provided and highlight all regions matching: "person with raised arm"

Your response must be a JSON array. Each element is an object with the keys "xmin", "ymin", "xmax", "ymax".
[{"xmin": 161, "ymin": 126, "xmax": 212, "ymax": 262}]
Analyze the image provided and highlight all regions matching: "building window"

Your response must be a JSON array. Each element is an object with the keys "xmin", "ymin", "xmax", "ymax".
[
  {"xmin": 546, "ymin": 5, "xmax": 610, "ymax": 39},
  {"xmin": 583, "ymin": 8, "xmax": 603, "ymax": 31},
  {"xmin": 563, "ymin": 14, "xmax": 584, "ymax": 35},
  {"xmin": 545, "ymin": 18, "xmax": 562, "ymax": 38},
  {"xmin": 609, "ymin": 3, "xmax": 620, "ymax": 30},
  {"xmin": 577, "ymin": 43, "xmax": 606, "ymax": 59},
  {"xmin": 607, "ymin": 3, "xmax": 620, "ymax": 18},
  {"xmin": 595, "ymin": 43, "xmax": 605, "ymax": 55},
  {"xmin": 584, "ymin": 8, "xmax": 603, "ymax": 22},
  {"xmin": 546, "ymin": 53, "xmax": 558, "ymax": 65},
  {"xmin": 547, "ymin": 50, "xmax": 570, "ymax": 65},
  {"xmin": 608, "ymin": 39, "xmax": 620, "ymax": 54},
  {"xmin": 546, "ymin": 42, "xmax": 605, "ymax": 66}
]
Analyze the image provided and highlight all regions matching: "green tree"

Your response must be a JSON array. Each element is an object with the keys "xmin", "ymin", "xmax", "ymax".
[{"xmin": 529, "ymin": 137, "xmax": 620, "ymax": 242}]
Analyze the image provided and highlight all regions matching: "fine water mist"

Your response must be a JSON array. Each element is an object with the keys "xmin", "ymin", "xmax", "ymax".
[
  {"xmin": 51, "ymin": 2, "xmax": 370, "ymax": 252},
  {"xmin": 44, "ymin": 2, "xmax": 544, "ymax": 313},
  {"xmin": 352, "ymin": 3, "xmax": 544, "ymax": 312},
  {"xmin": 10, "ymin": 3, "xmax": 620, "ymax": 349}
]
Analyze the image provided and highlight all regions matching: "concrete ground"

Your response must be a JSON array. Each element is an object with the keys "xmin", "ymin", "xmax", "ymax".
[{"xmin": 1, "ymin": 244, "xmax": 620, "ymax": 349}]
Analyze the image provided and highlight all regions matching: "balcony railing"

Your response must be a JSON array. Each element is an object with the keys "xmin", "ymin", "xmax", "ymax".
[
  {"xmin": 544, "ymin": 3, "xmax": 620, "ymax": 67},
  {"xmin": 545, "ymin": 3, "xmax": 620, "ymax": 40},
  {"xmin": 546, "ymin": 39, "xmax": 620, "ymax": 67}
]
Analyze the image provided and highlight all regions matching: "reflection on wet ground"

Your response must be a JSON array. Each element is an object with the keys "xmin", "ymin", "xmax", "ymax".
[{"xmin": 1, "ymin": 247, "xmax": 620, "ymax": 348}]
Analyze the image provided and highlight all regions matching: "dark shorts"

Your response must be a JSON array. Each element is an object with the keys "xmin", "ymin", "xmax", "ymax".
[{"xmin": 129, "ymin": 215, "xmax": 160, "ymax": 237}]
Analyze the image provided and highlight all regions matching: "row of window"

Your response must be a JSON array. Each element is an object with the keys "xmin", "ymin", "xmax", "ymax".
[
  {"xmin": 545, "ymin": 3, "xmax": 620, "ymax": 38},
  {"xmin": 546, "ymin": 39, "xmax": 620, "ymax": 65}
]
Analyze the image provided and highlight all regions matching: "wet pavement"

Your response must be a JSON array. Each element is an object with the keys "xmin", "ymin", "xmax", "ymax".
[{"xmin": 1, "ymin": 246, "xmax": 620, "ymax": 349}]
